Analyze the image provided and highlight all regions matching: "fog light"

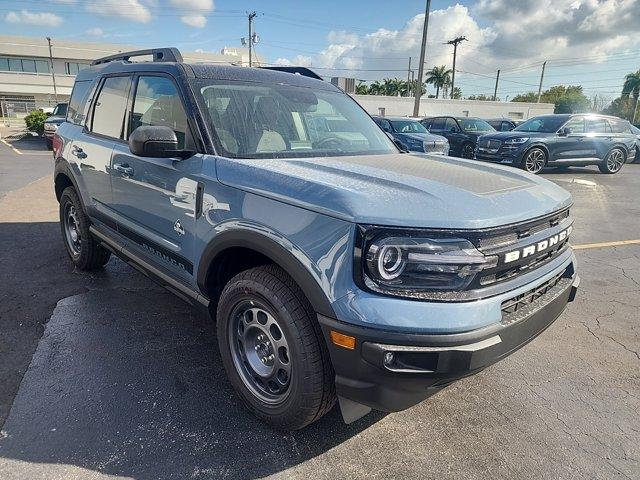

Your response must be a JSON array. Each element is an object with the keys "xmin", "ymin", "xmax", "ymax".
[{"xmin": 383, "ymin": 352, "xmax": 394, "ymax": 365}]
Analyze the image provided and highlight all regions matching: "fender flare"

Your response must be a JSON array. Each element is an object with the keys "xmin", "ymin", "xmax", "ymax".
[
  {"xmin": 54, "ymin": 159, "xmax": 84, "ymax": 204},
  {"xmin": 197, "ymin": 227, "xmax": 336, "ymax": 318}
]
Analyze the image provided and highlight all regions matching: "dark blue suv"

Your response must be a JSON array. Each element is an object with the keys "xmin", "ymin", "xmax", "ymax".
[
  {"xmin": 421, "ymin": 116, "xmax": 496, "ymax": 158},
  {"xmin": 475, "ymin": 114, "xmax": 637, "ymax": 174}
]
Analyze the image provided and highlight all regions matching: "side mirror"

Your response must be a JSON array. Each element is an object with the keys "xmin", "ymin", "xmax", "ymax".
[
  {"xmin": 450, "ymin": 126, "xmax": 459, "ymax": 133},
  {"xmin": 558, "ymin": 127, "xmax": 571, "ymax": 137},
  {"xmin": 129, "ymin": 125, "xmax": 193, "ymax": 159}
]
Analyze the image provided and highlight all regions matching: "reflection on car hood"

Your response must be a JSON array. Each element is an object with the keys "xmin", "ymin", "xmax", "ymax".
[
  {"xmin": 44, "ymin": 116, "xmax": 65, "ymax": 124},
  {"xmin": 216, "ymin": 153, "xmax": 572, "ymax": 229},
  {"xmin": 480, "ymin": 131, "xmax": 550, "ymax": 140},
  {"xmin": 396, "ymin": 132, "xmax": 448, "ymax": 143}
]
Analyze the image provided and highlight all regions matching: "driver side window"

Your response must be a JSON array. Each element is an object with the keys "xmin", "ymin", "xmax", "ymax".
[
  {"xmin": 129, "ymin": 76, "xmax": 188, "ymax": 149},
  {"xmin": 563, "ymin": 117, "xmax": 585, "ymax": 134},
  {"xmin": 445, "ymin": 118, "xmax": 458, "ymax": 132}
]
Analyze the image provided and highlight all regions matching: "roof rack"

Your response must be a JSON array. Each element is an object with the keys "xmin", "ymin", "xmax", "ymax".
[
  {"xmin": 91, "ymin": 48, "xmax": 183, "ymax": 66},
  {"xmin": 259, "ymin": 66, "xmax": 323, "ymax": 81}
]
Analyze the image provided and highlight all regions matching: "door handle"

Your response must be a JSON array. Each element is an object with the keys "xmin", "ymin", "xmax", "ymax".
[
  {"xmin": 72, "ymin": 145, "xmax": 87, "ymax": 159},
  {"xmin": 113, "ymin": 163, "xmax": 134, "ymax": 176}
]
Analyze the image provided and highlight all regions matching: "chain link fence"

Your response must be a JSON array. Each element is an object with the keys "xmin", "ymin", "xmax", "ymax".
[{"xmin": 1, "ymin": 99, "xmax": 58, "ymax": 128}]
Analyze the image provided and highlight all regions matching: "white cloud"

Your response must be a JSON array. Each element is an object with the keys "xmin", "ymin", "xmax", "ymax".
[
  {"xmin": 86, "ymin": 0, "xmax": 152, "ymax": 23},
  {"xmin": 5, "ymin": 10, "xmax": 63, "ymax": 27},
  {"xmin": 181, "ymin": 15, "xmax": 207, "ymax": 28},
  {"xmin": 170, "ymin": 0, "xmax": 214, "ymax": 28},
  {"xmin": 86, "ymin": 27, "xmax": 104, "ymax": 36}
]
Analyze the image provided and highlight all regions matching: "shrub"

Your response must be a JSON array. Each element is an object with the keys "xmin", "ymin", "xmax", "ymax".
[{"xmin": 24, "ymin": 110, "xmax": 50, "ymax": 136}]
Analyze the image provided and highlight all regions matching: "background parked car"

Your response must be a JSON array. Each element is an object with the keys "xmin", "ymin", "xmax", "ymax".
[
  {"xmin": 486, "ymin": 118, "xmax": 520, "ymax": 131},
  {"xmin": 475, "ymin": 114, "xmax": 637, "ymax": 174},
  {"xmin": 372, "ymin": 116, "xmax": 449, "ymax": 155},
  {"xmin": 43, "ymin": 102, "xmax": 68, "ymax": 149},
  {"xmin": 420, "ymin": 116, "xmax": 495, "ymax": 158},
  {"xmin": 630, "ymin": 123, "xmax": 640, "ymax": 163}
]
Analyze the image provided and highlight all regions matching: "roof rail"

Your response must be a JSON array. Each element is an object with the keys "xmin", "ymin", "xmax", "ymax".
[
  {"xmin": 91, "ymin": 47, "xmax": 183, "ymax": 66},
  {"xmin": 259, "ymin": 66, "xmax": 323, "ymax": 81}
]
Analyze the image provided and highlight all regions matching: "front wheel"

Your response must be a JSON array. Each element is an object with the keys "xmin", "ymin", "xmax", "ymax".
[
  {"xmin": 216, "ymin": 265, "xmax": 336, "ymax": 430},
  {"xmin": 522, "ymin": 147, "xmax": 547, "ymax": 174},
  {"xmin": 598, "ymin": 148, "xmax": 625, "ymax": 174},
  {"xmin": 460, "ymin": 143, "xmax": 475, "ymax": 159}
]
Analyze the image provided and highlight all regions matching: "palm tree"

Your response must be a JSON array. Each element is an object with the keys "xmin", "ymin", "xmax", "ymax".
[
  {"xmin": 369, "ymin": 80, "xmax": 384, "ymax": 96},
  {"xmin": 355, "ymin": 82, "xmax": 370, "ymax": 95},
  {"xmin": 425, "ymin": 65, "xmax": 452, "ymax": 99},
  {"xmin": 622, "ymin": 70, "xmax": 640, "ymax": 123}
]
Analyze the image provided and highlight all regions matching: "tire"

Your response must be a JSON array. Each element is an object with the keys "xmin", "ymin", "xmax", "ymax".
[
  {"xmin": 216, "ymin": 265, "xmax": 335, "ymax": 430},
  {"xmin": 45, "ymin": 138, "xmax": 53, "ymax": 150},
  {"xmin": 460, "ymin": 142, "xmax": 475, "ymax": 159},
  {"xmin": 634, "ymin": 147, "xmax": 639, "ymax": 164},
  {"xmin": 521, "ymin": 147, "xmax": 547, "ymax": 174},
  {"xmin": 59, "ymin": 187, "xmax": 111, "ymax": 270},
  {"xmin": 598, "ymin": 148, "xmax": 625, "ymax": 174}
]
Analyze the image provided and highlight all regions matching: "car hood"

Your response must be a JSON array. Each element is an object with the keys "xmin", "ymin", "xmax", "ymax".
[
  {"xmin": 481, "ymin": 131, "xmax": 550, "ymax": 140},
  {"xmin": 216, "ymin": 153, "xmax": 572, "ymax": 229},
  {"xmin": 396, "ymin": 132, "xmax": 447, "ymax": 143}
]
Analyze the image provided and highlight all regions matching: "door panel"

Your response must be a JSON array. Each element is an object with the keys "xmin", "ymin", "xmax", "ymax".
[{"xmin": 550, "ymin": 116, "xmax": 590, "ymax": 162}]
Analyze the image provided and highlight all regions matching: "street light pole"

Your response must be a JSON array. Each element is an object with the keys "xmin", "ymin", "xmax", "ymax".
[
  {"xmin": 446, "ymin": 36, "xmax": 467, "ymax": 100},
  {"xmin": 412, "ymin": 0, "xmax": 431, "ymax": 117},
  {"xmin": 406, "ymin": 57, "xmax": 412, "ymax": 97},
  {"xmin": 493, "ymin": 69, "xmax": 500, "ymax": 101},
  {"xmin": 46, "ymin": 37, "xmax": 58, "ymax": 104},
  {"xmin": 248, "ymin": 11, "xmax": 257, "ymax": 67},
  {"xmin": 537, "ymin": 61, "xmax": 547, "ymax": 103}
]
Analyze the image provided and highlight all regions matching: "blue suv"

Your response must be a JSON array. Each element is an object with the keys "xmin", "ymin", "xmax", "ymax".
[
  {"xmin": 475, "ymin": 114, "xmax": 637, "ymax": 174},
  {"xmin": 371, "ymin": 116, "xmax": 449, "ymax": 155},
  {"xmin": 54, "ymin": 48, "xmax": 579, "ymax": 430}
]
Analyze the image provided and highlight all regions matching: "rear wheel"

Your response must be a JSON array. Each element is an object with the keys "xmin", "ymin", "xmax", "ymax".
[
  {"xmin": 216, "ymin": 265, "xmax": 335, "ymax": 430},
  {"xmin": 598, "ymin": 148, "xmax": 625, "ymax": 174},
  {"xmin": 59, "ymin": 187, "xmax": 111, "ymax": 270},
  {"xmin": 522, "ymin": 147, "xmax": 547, "ymax": 174},
  {"xmin": 460, "ymin": 142, "xmax": 475, "ymax": 159}
]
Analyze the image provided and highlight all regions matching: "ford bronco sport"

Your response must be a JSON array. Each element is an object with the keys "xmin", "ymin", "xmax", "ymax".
[{"xmin": 54, "ymin": 48, "xmax": 579, "ymax": 430}]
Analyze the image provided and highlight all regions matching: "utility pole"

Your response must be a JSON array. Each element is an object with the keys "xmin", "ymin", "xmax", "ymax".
[
  {"xmin": 493, "ymin": 69, "xmax": 500, "ymax": 101},
  {"xmin": 406, "ymin": 57, "xmax": 412, "ymax": 97},
  {"xmin": 412, "ymin": 0, "xmax": 431, "ymax": 117},
  {"xmin": 446, "ymin": 36, "xmax": 467, "ymax": 100},
  {"xmin": 248, "ymin": 11, "xmax": 257, "ymax": 67},
  {"xmin": 46, "ymin": 37, "xmax": 58, "ymax": 104},
  {"xmin": 537, "ymin": 61, "xmax": 547, "ymax": 103}
]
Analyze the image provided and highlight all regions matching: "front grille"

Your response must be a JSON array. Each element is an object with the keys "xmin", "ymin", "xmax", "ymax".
[
  {"xmin": 479, "ymin": 139, "xmax": 502, "ymax": 149},
  {"xmin": 424, "ymin": 141, "xmax": 447, "ymax": 153},
  {"xmin": 500, "ymin": 269, "xmax": 573, "ymax": 325}
]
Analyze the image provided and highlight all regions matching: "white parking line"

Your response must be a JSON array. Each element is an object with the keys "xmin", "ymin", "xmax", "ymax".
[
  {"xmin": 0, "ymin": 138, "xmax": 22, "ymax": 155},
  {"xmin": 574, "ymin": 239, "xmax": 640, "ymax": 250}
]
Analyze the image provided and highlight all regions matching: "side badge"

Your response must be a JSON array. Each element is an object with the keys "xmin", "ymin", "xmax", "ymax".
[{"xmin": 173, "ymin": 219, "xmax": 185, "ymax": 236}]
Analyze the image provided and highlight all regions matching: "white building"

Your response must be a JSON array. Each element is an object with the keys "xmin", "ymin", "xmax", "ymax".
[
  {"xmin": 352, "ymin": 94, "xmax": 554, "ymax": 120},
  {"xmin": 0, "ymin": 35, "xmax": 259, "ymax": 118}
]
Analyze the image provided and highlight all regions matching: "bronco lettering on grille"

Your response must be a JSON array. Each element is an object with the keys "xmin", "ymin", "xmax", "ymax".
[{"xmin": 503, "ymin": 226, "xmax": 572, "ymax": 264}]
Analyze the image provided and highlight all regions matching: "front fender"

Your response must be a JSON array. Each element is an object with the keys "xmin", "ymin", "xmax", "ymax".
[{"xmin": 197, "ymin": 222, "xmax": 340, "ymax": 318}]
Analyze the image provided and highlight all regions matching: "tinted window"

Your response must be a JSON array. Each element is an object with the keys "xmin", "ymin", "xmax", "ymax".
[
  {"xmin": 21, "ymin": 59, "xmax": 36, "ymax": 73},
  {"xmin": 91, "ymin": 76, "xmax": 131, "ymax": 138},
  {"xmin": 586, "ymin": 118, "xmax": 611, "ymax": 134},
  {"xmin": 430, "ymin": 118, "xmax": 446, "ymax": 131},
  {"xmin": 458, "ymin": 118, "xmax": 494, "ymax": 132},
  {"xmin": 0, "ymin": 58, "xmax": 8, "ymax": 71},
  {"xmin": 129, "ymin": 76, "xmax": 188, "ymax": 149},
  {"xmin": 563, "ymin": 117, "xmax": 585, "ymax": 134},
  {"xmin": 9, "ymin": 58, "xmax": 22, "ymax": 71},
  {"xmin": 608, "ymin": 118, "xmax": 629, "ymax": 134},
  {"xmin": 445, "ymin": 118, "xmax": 458, "ymax": 132},
  {"xmin": 198, "ymin": 80, "xmax": 396, "ymax": 158},
  {"xmin": 421, "ymin": 119, "xmax": 432, "ymax": 129},
  {"xmin": 52, "ymin": 103, "xmax": 67, "ymax": 116},
  {"xmin": 390, "ymin": 120, "xmax": 427, "ymax": 133},
  {"xmin": 67, "ymin": 81, "xmax": 93, "ymax": 125},
  {"xmin": 515, "ymin": 116, "xmax": 568, "ymax": 133},
  {"xmin": 35, "ymin": 60, "xmax": 50, "ymax": 73},
  {"xmin": 375, "ymin": 118, "xmax": 392, "ymax": 132},
  {"xmin": 501, "ymin": 121, "xmax": 513, "ymax": 131}
]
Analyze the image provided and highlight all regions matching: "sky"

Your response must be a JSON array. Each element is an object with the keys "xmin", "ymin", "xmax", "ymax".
[{"xmin": 1, "ymin": 0, "xmax": 639, "ymax": 103}]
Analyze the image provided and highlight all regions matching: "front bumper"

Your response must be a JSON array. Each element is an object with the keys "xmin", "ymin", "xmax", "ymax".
[
  {"xmin": 319, "ymin": 268, "xmax": 578, "ymax": 418},
  {"xmin": 475, "ymin": 144, "xmax": 527, "ymax": 164}
]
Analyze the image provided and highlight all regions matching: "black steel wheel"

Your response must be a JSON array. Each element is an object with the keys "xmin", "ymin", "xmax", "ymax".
[
  {"xmin": 460, "ymin": 143, "xmax": 475, "ymax": 159},
  {"xmin": 216, "ymin": 265, "xmax": 335, "ymax": 430}
]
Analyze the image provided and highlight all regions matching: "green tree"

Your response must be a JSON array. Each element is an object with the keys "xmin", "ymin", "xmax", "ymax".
[
  {"xmin": 452, "ymin": 87, "xmax": 462, "ymax": 100},
  {"xmin": 24, "ymin": 110, "xmax": 49, "ymax": 136},
  {"xmin": 622, "ymin": 70, "xmax": 640, "ymax": 122},
  {"xmin": 512, "ymin": 85, "xmax": 590, "ymax": 113},
  {"xmin": 467, "ymin": 94, "xmax": 493, "ymax": 101},
  {"xmin": 602, "ymin": 96, "xmax": 633, "ymax": 119},
  {"xmin": 425, "ymin": 65, "xmax": 452, "ymax": 99},
  {"xmin": 355, "ymin": 82, "xmax": 370, "ymax": 95}
]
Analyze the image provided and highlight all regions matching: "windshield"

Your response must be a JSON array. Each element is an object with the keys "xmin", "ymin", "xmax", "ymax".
[
  {"xmin": 458, "ymin": 118, "xmax": 494, "ymax": 132},
  {"xmin": 390, "ymin": 120, "xmax": 428, "ymax": 134},
  {"xmin": 196, "ymin": 80, "xmax": 397, "ymax": 159},
  {"xmin": 52, "ymin": 103, "xmax": 67, "ymax": 116},
  {"xmin": 515, "ymin": 116, "xmax": 567, "ymax": 133}
]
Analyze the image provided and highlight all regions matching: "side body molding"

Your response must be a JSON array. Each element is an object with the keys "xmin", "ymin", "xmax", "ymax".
[{"xmin": 197, "ymin": 226, "xmax": 337, "ymax": 319}]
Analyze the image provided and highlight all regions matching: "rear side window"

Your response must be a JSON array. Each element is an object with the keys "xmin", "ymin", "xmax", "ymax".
[
  {"xmin": 563, "ymin": 117, "xmax": 585, "ymax": 134},
  {"xmin": 587, "ymin": 118, "xmax": 612, "ymax": 134},
  {"xmin": 129, "ymin": 76, "xmax": 188, "ymax": 148},
  {"xmin": 430, "ymin": 118, "xmax": 446, "ymax": 131},
  {"xmin": 608, "ymin": 118, "xmax": 630, "ymax": 134},
  {"xmin": 67, "ymin": 81, "xmax": 92, "ymax": 125},
  {"xmin": 91, "ymin": 76, "xmax": 132, "ymax": 139},
  {"xmin": 445, "ymin": 118, "xmax": 458, "ymax": 131}
]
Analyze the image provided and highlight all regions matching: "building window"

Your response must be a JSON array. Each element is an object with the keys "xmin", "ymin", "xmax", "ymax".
[
  {"xmin": 65, "ymin": 62, "xmax": 88, "ymax": 75},
  {"xmin": 0, "ymin": 57, "xmax": 50, "ymax": 73},
  {"xmin": 508, "ymin": 112, "xmax": 524, "ymax": 119}
]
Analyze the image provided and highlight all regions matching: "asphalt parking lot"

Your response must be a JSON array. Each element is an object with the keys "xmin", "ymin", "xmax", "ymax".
[{"xmin": 0, "ymin": 138, "xmax": 639, "ymax": 479}]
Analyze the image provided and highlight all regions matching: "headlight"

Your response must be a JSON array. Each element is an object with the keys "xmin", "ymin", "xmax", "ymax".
[
  {"xmin": 504, "ymin": 137, "xmax": 529, "ymax": 144},
  {"xmin": 359, "ymin": 229, "xmax": 498, "ymax": 299}
]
